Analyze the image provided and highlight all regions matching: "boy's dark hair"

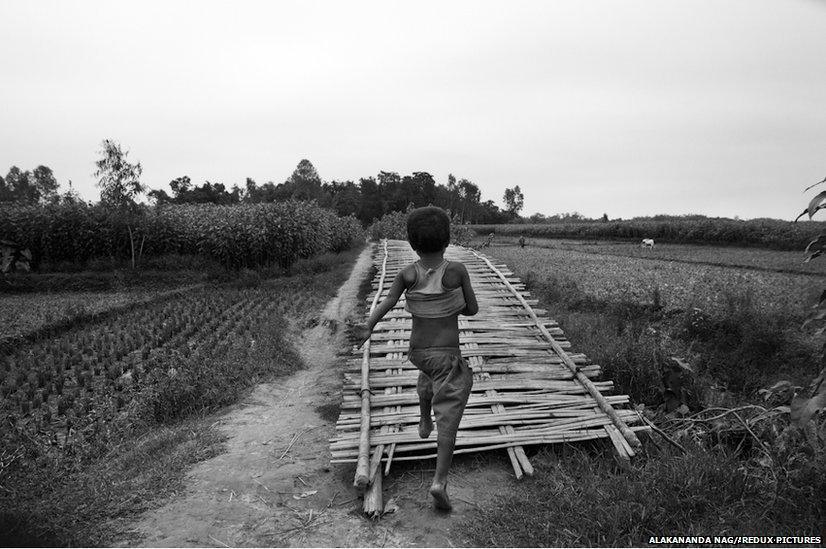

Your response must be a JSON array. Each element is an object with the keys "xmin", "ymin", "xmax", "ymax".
[{"xmin": 407, "ymin": 206, "xmax": 451, "ymax": 253}]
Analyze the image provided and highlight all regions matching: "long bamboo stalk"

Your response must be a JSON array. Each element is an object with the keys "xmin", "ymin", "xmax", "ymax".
[{"xmin": 354, "ymin": 240, "xmax": 388, "ymax": 489}]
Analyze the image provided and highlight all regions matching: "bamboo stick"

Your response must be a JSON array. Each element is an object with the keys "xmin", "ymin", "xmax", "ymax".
[
  {"xmin": 331, "ymin": 426, "xmax": 652, "ymax": 463},
  {"xmin": 363, "ymin": 463, "xmax": 383, "ymax": 517},
  {"xmin": 354, "ymin": 240, "xmax": 388, "ymax": 489}
]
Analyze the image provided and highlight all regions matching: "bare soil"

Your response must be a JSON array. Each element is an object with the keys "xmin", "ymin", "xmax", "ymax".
[{"xmin": 116, "ymin": 246, "xmax": 514, "ymax": 547}]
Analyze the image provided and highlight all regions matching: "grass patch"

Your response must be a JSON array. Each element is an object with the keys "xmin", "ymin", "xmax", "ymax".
[
  {"xmin": 518, "ymin": 263, "xmax": 819, "ymax": 406},
  {"xmin": 315, "ymin": 402, "xmax": 341, "ymax": 423},
  {"xmin": 1, "ymin": 422, "xmax": 225, "ymax": 547},
  {"xmin": 462, "ymin": 443, "xmax": 825, "ymax": 547}
]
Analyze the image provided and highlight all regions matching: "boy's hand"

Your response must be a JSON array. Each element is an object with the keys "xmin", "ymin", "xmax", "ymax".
[{"xmin": 349, "ymin": 323, "xmax": 372, "ymax": 348}]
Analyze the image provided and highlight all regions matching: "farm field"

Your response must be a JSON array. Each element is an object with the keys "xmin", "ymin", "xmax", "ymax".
[
  {"xmin": 0, "ymin": 248, "xmax": 361, "ymax": 546},
  {"xmin": 485, "ymin": 241, "xmax": 825, "ymax": 318},
  {"xmin": 470, "ymin": 218, "xmax": 826, "ymax": 251},
  {"xmin": 491, "ymin": 235, "xmax": 826, "ymax": 276},
  {"xmin": 0, "ymin": 286, "xmax": 202, "ymax": 348},
  {"xmin": 458, "ymin": 241, "xmax": 825, "ymax": 545}
]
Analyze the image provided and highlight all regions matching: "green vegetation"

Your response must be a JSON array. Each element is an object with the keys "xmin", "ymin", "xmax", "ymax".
[
  {"xmin": 0, "ymin": 201, "xmax": 364, "ymax": 270},
  {"xmin": 492, "ymin": 236, "xmax": 826, "ymax": 276},
  {"xmin": 464, "ymin": 443, "xmax": 825, "ymax": 547},
  {"xmin": 461, "ymin": 242, "xmax": 825, "ymax": 545},
  {"xmin": 490, "ymin": 244, "xmax": 822, "ymax": 321},
  {"xmin": 0, "ymin": 249, "xmax": 360, "ymax": 546},
  {"xmin": 472, "ymin": 217, "xmax": 826, "ymax": 250},
  {"xmin": 367, "ymin": 209, "xmax": 475, "ymax": 245}
]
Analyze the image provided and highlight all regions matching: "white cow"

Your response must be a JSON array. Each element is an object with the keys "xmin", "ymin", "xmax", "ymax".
[{"xmin": 641, "ymin": 238, "xmax": 655, "ymax": 248}]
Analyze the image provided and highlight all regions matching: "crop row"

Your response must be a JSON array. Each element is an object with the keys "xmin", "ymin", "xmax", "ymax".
[
  {"xmin": 0, "ymin": 201, "xmax": 364, "ymax": 268},
  {"xmin": 0, "ymin": 285, "xmax": 292, "ymax": 447}
]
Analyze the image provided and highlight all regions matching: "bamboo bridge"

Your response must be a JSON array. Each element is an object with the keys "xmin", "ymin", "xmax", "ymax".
[{"xmin": 330, "ymin": 240, "xmax": 649, "ymax": 515}]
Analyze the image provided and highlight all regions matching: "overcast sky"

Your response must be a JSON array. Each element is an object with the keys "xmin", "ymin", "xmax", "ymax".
[{"xmin": 1, "ymin": 0, "xmax": 824, "ymax": 220}]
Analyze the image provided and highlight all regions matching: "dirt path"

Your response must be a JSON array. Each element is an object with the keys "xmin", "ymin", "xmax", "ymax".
[{"xmin": 116, "ymin": 246, "xmax": 514, "ymax": 547}]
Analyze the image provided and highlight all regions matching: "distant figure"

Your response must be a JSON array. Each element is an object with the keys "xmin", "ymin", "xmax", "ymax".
[
  {"xmin": 641, "ymin": 238, "xmax": 655, "ymax": 249},
  {"xmin": 518, "ymin": 235, "xmax": 526, "ymax": 248},
  {"xmin": 480, "ymin": 232, "xmax": 495, "ymax": 248}
]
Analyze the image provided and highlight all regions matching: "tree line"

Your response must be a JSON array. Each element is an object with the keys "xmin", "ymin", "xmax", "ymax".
[
  {"xmin": 2, "ymin": 142, "xmax": 526, "ymax": 226},
  {"xmin": 148, "ymin": 159, "xmax": 524, "ymax": 224}
]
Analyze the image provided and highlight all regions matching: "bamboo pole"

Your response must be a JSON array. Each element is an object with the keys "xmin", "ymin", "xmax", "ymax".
[
  {"xmin": 354, "ymin": 240, "xmax": 389, "ymax": 489},
  {"xmin": 469, "ymin": 249, "xmax": 643, "ymax": 452},
  {"xmin": 363, "ymin": 464, "xmax": 383, "ymax": 517},
  {"xmin": 331, "ymin": 426, "xmax": 651, "ymax": 463}
]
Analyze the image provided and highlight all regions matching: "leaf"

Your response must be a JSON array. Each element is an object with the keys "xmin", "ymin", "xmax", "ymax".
[
  {"xmin": 292, "ymin": 490, "xmax": 317, "ymax": 499},
  {"xmin": 759, "ymin": 380, "xmax": 796, "ymax": 405},
  {"xmin": 802, "ymin": 308, "xmax": 826, "ymax": 329},
  {"xmin": 670, "ymin": 356, "xmax": 694, "ymax": 373},
  {"xmin": 791, "ymin": 378, "xmax": 826, "ymax": 426},
  {"xmin": 791, "ymin": 393, "xmax": 826, "ymax": 426},
  {"xmin": 803, "ymin": 175, "xmax": 826, "ymax": 193},
  {"xmin": 804, "ymin": 234, "xmax": 826, "ymax": 262},
  {"xmin": 807, "ymin": 190, "xmax": 826, "ymax": 219}
]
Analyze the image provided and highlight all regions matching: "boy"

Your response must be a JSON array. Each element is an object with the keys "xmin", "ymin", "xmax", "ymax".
[{"xmin": 353, "ymin": 206, "xmax": 478, "ymax": 511}]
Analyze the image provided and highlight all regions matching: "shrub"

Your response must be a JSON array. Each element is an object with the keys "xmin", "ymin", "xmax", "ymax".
[
  {"xmin": 368, "ymin": 210, "xmax": 477, "ymax": 245},
  {"xmin": 368, "ymin": 210, "xmax": 408, "ymax": 240}
]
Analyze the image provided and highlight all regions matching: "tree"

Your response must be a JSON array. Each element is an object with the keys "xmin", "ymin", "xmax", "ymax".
[
  {"xmin": 288, "ymin": 159, "xmax": 323, "ymax": 201},
  {"xmin": 59, "ymin": 180, "xmax": 83, "ymax": 205},
  {"xmin": 0, "ymin": 172, "xmax": 11, "ymax": 202},
  {"xmin": 0, "ymin": 165, "xmax": 59, "ymax": 203},
  {"xmin": 149, "ymin": 176, "xmax": 242, "ymax": 205},
  {"xmin": 31, "ymin": 165, "xmax": 59, "ymax": 203},
  {"xmin": 457, "ymin": 179, "xmax": 481, "ymax": 222},
  {"xmin": 169, "ymin": 175, "xmax": 192, "ymax": 197},
  {"xmin": 95, "ymin": 140, "xmax": 144, "ymax": 207},
  {"xmin": 326, "ymin": 180, "xmax": 361, "ymax": 217},
  {"xmin": 503, "ymin": 185, "xmax": 524, "ymax": 219},
  {"xmin": 1, "ymin": 166, "xmax": 34, "ymax": 202},
  {"xmin": 94, "ymin": 139, "xmax": 145, "ymax": 268},
  {"xmin": 359, "ymin": 177, "xmax": 384, "ymax": 223},
  {"xmin": 378, "ymin": 171, "xmax": 403, "ymax": 211}
]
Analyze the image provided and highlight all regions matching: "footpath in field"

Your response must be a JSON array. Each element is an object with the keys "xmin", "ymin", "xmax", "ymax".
[
  {"xmin": 332, "ymin": 240, "xmax": 649, "ymax": 514},
  {"xmin": 115, "ymin": 247, "xmax": 490, "ymax": 547}
]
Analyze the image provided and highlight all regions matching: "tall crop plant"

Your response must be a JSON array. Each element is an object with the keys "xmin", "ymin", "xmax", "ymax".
[{"xmin": 0, "ymin": 201, "xmax": 363, "ymax": 269}]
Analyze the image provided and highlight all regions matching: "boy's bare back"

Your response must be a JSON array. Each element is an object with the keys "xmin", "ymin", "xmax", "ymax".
[{"xmin": 397, "ymin": 260, "xmax": 476, "ymax": 349}]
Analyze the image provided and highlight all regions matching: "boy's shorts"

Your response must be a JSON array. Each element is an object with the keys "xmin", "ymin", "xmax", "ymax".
[{"xmin": 407, "ymin": 346, "xmax": 473, "ymax": 442}]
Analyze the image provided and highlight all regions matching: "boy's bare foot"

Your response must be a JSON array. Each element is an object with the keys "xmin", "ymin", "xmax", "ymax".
[
  {"xmin": 429, "ymin": 483, "xmax": 451, "ymax": 511},
  {"xmin": 418, "ymin": 415, "xmax": 433, "ymax": 439}
]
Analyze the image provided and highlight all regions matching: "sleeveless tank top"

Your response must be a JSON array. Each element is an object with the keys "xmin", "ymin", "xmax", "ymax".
[{"xmin": 404, "ymin": 260, "xmax": 466, "ymax": 318}]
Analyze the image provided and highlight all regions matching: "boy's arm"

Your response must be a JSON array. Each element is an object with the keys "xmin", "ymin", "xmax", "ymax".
[
  {"xmin": 352, "ymin": 271, "xmax": 407, "ymax": 346},
  {"xmin": 459, "ymin": 264, "xmax": 478, "ymax": 316}
]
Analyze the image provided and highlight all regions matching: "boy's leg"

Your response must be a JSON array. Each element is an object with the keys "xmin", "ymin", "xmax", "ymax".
[
  {"xmin": 429, "ymin": 353, "xmax": 473, "ymax": 510},
  {"xmin": 429, "ymin": 435, "xmax": 456, "ymax": 510},
  {"xmin": 416, "ymin": 371, "xmax": 434, "ymax": 439}
]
